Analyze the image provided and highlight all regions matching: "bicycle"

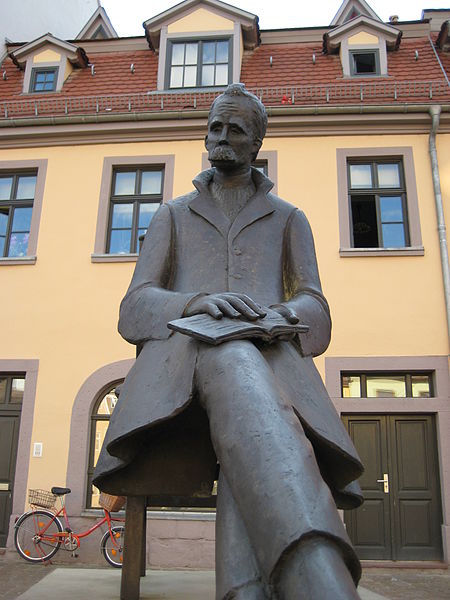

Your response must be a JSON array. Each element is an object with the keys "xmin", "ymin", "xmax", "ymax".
[{"xmin": 14, "ymin": 487, "xmax": 126, "ymax": 567}]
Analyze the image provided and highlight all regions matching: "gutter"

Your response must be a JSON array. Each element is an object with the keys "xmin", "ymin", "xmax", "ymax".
[
  {"xmin": 429, "ymin": 105, "xmax": 450, "ymax": 346},
  {"xmin": 0, "ymin": 103, "xmax": 450, "ymax": 129}
]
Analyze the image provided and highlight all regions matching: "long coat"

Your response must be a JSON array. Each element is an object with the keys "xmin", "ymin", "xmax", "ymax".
[{"xmin": 93, "ymin": 168, "xmax": 363, "ymax": 508}]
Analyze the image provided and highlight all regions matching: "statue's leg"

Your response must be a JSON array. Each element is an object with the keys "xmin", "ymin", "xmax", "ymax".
[
  {"xmin": 196, "ymin": 340, "xmax": 360, "ymax": 599},
  {"xmin": 216, "ymin": 471, "xmax": 268, "ymax": 600}
]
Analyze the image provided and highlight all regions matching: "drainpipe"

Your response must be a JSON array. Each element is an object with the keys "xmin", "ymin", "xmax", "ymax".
[{"xmin": 429, "ymin": 105, "xmax": 450, "ymax": 346}]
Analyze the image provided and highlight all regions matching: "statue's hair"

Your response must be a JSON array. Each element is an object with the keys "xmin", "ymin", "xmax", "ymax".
[{"xmin": 209, "ymin": 83, "xmax": 268, "ymax": 141}]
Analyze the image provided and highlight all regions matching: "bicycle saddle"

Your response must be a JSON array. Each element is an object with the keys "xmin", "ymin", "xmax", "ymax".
[{"xmin": 51, "ymin": 487, "xmax": 71, "ymax": 496}]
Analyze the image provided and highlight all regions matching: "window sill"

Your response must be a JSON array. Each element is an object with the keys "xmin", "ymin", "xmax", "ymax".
[
  {"xmin": 0, "ymin": 256, "xmax": 37, "ymax": 265},
  {"xmin": 91, "ymin": 253, "xmax": 138, "ymax": 263},
  {"xmin": 81, "ymin": 508, "xmax": 215, "ymax": 520},
  {"xmin": 339, "ymin": 246, "xmax": 424, "ymax": 257}
]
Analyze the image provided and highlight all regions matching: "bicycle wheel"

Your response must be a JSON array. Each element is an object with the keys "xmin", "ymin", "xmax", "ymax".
[
  {"xmin": 101, "ymin": 525, "xmax": 125, "ymax": 568},
  {"xmin": 14, "ymin": 510, "xmax": 63, "ymax": 562}
]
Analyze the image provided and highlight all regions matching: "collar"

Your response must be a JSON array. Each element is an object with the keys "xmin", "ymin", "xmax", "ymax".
[{"xmin": 189, "ymin": 167, "xmax": 275, "ymax": 239}]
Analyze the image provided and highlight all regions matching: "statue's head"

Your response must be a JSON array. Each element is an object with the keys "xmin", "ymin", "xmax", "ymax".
[{"xmin": 206, "ymin": 84, "xmax": 268, "ymax": 171}]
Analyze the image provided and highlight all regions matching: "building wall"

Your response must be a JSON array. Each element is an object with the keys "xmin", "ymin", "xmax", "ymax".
[{"xmin": 1, "ymin": 125, "xmax": 448, "ymax": 564}]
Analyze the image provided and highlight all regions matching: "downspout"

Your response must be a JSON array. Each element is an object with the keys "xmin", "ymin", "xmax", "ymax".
[{"xmin": 429, "ymin": 105, "xmax": 450, "ymax": 346}]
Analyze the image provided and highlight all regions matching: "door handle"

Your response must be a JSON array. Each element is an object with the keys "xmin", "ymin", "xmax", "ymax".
[
  {"xmin": 0, "ymin": 482, "xmax": 9, "ymax": 491},
  {"xmin": 376, "ymin": 473, "xmax": 389, "ymax": 493}
]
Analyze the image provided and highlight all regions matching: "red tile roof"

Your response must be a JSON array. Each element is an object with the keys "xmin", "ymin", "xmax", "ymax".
[{"xmin": 0, "ymin": 34, "xmax": 448, "ymax": 119}]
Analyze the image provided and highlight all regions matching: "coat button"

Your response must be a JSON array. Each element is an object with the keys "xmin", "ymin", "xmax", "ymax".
[
  {"xmin": 231, "ymin": 273, "xmax": 242, "ymax": 279},
  {"xmin": 233, "ymin": 247, "xmax": 242, "ymax": 255}
]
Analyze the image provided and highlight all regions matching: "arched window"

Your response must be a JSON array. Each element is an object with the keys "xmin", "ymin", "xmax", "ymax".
[{"xmin": 86, "ymin": 382, "xmax": 122, "ymax": 508}]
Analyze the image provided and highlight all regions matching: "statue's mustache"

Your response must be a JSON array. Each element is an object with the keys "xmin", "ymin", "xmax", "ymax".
[{"xmin": 209, "ymin": 146, "xmax": 237, "ymax": 161}]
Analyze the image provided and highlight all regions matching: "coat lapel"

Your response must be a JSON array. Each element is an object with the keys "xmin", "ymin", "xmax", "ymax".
[{"xmin": 188, "ymin": 167, "xmax": 275, "ymax": 240}]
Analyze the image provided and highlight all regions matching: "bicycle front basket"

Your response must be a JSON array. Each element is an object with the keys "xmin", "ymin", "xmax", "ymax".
[{"xmin": 28, "ymin": 489, "xmax": 56, "ymax": 509}]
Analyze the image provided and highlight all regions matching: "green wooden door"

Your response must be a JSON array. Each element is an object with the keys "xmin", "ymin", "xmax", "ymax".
[
  {"xmin": 0, "ymin": 413, "xmax": 21, "ymax": 547},
  {"xmin": 343, "ymin": 414, "xmax": 442, "ymax": 561}
]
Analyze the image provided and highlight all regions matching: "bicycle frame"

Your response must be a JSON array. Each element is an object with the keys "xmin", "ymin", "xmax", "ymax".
[{"xmin": 30, "ymin": 498, "xmax": 125, "ymax": 554}]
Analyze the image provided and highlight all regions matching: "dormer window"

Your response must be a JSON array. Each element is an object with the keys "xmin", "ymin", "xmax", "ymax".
[
  {"xmin": 30, "ymin": 67, "xmax": 58, "ymax": 93},
  {"xmin": 350, "ymin": 50, "xmax": 379, "ymax": 76},
  {"xmin": 168, "ymin": 39, "xmax": 230, "ymax": 89}
]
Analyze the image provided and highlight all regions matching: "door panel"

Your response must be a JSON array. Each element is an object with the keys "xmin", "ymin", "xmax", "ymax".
[
  {"xmin": 344, "ymin": 414, "xmax": 442, "ymax": 561},
  {"xmin": 0, "ymin": 414, "xmax": 20, "ymax": 547},
  {"xmin": 391, "ymin": 417, "xmax": 442, "ymax": 560},
  {"xmin": 343, "ymin": 417, "xmax": 391, "ymax": 559}
]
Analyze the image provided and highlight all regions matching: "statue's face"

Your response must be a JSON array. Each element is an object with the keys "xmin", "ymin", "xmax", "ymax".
[{"xmin": 206, "ymin": 96, "xmax": 261, "ymax": 172}]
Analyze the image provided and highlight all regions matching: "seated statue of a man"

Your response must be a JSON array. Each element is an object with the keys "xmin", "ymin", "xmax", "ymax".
[{"xmin": 94, "ymin": 83, "xmax": 364, "ymax": 599}]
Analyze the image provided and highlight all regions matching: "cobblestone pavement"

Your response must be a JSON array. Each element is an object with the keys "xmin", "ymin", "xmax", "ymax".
[{"xmin": 0, "ymin": 550, "xmax": 449, "ymax": 600}]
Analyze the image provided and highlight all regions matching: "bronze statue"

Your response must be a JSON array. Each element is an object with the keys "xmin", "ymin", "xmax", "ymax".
[{"xmin": 94, "ymin": 84, "xmax": 364, "ymax": 599}]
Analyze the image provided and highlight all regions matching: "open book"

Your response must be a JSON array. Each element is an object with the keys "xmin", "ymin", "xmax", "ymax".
[{"xmin": 167, "ymin": 310, "xmax": 309, "ymax": 345}]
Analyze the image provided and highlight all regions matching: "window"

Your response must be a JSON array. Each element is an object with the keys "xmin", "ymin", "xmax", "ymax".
[
  {"xmin": 0, "ymin": 172, "xmax": 37, "ymax": 258},
  {"xmin": 0, "ymin": 374, "xmax": 25, "ymax": 405},
  {"xmin": 349, "ymin": 50, "xmax": 379, "ymax": 76},
  {"xmin": 348, "ymin": 159, "xmax": 409, "ymax": 248},
  {"xmin": 87, "ymin": 383, "xmax": 121, "ymax": 508},
  {"xmin": 107, "ymin": 167, "xmax": 164, "ymax": 254},
  {"xmin": 30, "ymin": 68, "xmax": 58, "ymax": 93},
  {"xmin": 341, "ymin": 372, "xmax": 433, "ymax": 398},
  {"xmin": 168, "ymin": 39, "xmax": 230, "ymax": 88}
]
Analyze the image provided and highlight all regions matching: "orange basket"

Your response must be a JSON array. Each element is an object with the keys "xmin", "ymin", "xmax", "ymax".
[{"xmin": 99, "ymin": 492, "xmax": 126, "ymax": 512}]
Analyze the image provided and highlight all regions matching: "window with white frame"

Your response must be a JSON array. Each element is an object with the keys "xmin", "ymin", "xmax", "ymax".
[{"xmin": 167, "ymin": 39, "xmax": 231, "ymax": 88}]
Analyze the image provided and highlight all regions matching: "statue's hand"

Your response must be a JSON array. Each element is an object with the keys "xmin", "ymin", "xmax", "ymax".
[
  {"xmin": 184, "ymin": 292, "xmax": 266, "ymax": 321},
  {"xmin": 267, "ymin": 304, "xmax": 300, "ymax": 342}
]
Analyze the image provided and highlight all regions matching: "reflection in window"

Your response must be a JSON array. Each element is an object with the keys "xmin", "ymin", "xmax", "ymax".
[
  {"xmin": 107, "ymin": 167, "xmax": 163, "ymax": 254},
  {"xmin": 0, "ymin": 172, "xmax": 36, "ymax": 257},
  {"xmin": 168, "ymin": 39, "xmax": 230, "ymax": 88},
  {"xmin": 342, "ymin": 372, "xmax": 433, "ymax": 398},
  {"xmin": 30, "ymin": 68, "xmax": 58, "ymax": 93},
  {"xmin": 0, "ymin": 374, "xmax": 25, "ymax": 405},
  {"xmin": 87, "ymin": 384, "xmax": 122, "ymax": 508},
  {"xmin": 348, "ymin": 159, "xmax": 409, "ymax": 248}
]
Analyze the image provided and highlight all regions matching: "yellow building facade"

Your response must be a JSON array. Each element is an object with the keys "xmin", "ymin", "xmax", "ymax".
[{"xmin": 0, "ymin": 0, "xmax": 449, "ymax": 567}]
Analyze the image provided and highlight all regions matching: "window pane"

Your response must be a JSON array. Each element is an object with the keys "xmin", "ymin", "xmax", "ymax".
[
  {"xmin": 381, "ymin": 223, "xmax": 405, "ymax": 247},
  {"xmin": 342, "ymin": 375, "xmax": 361, "ymax": 397},
  {"xmin": 202, "ymin": 42, "xmax": 215, "ymax": 64},
  {"xmin": 366, "ymin": 375, "xmax": 406, "ymax": 398},
  {"xmin": 380, "ymin": 196, "xmax": 404, "ymax": 223},
  {"xmin": 377, "ymin": 163, "xmax": 401, "ymax": 188},
  {"xmin": 349, "ymin": 164, "xmax": 372, "ymax": 188},
  {"xmin": 0, "ymin": 177, "xmax": 13, "ymax": 200},
  {"xmin": 12, "ymin": 207, "xmax": 32, "ymax": 232},
  {"xmin": 93, "ymin": 420, "xmax": 110, "ymax": 475},
  {"xmin": 16, "ymin": 176, "xmax": 37, "ymax": 199},
  {"xmin": 171, "ymin": 44, "xmax": 185, "ymax": 66},
  {"xmin": 10, "ymin": 378, "xmax": 25, "ymax": 403},
  {"xmin": 8, "ymin": 232, "xmax": 29, "ymax": 257},
  {"xmin": 0, "ymin": 208, "xmax": 8, "ymax": 235},
  {"xmin": 114, "ymin": 171, "xmax": 136, "ymax": 195},
  {"xmin": 202, "ymin": 65, "xmax": 215, "ymax": 87},
  {"xmin": 216, "ymin": 41, "xmax": 229, "ymax": 63},
  {"xmin": 0, "ymin": 378, "xmax": 6, "ymax": 403},
  {"xmin": 411, "ymin": 375, "xmax": 431, "ymax": 398},
  {"xmin": 139, "ymin": 203, "xmax": 159, "ymax": 228},
  {"xmin": 140, "ymin": 171, "xmax": 162, "ymax": 195},
  {"xmin": 184, "ymin": 65, "xmax": 197, "ymax": 87},
  {"xmin": 109, "ymin": 229, "xmax": 132, "ymax": 254},
  {"xmin": 351, "ymin": 195, "xmax": 378, "ymax": 248},
  {"xmin": 111, "ymin": 203, "xmax": 133, "ymax": 228},
  {"xmin": 215, "ymin": 64, "xmax": 228, "ymax": 86},
  {"xmin": 170, "ymin": 66, "xmax": 184, "ymax": 88},
  {"xmin": 0, "ymin": 236, "xmax": 5, "ymax": 256},
  {"xmin": 353, "ymin": 52, "xmax": 376, "ymax": 74},
  {"xmin": 185, "ymin": 43, "xmax": 198, "ymax": 65},
  {"xmin": 96, "ymin": 389, "xmax": 118, "ymax": 415}
]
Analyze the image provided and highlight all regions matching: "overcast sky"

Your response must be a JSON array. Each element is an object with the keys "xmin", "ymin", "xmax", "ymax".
[{"xmin": 100, "ymin": 0, "xmax": 439, "ymax": 36}]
